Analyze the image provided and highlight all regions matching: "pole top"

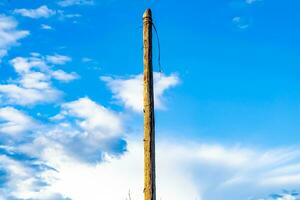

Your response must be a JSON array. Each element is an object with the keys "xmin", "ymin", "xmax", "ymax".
[{"xmin": 143, "ymin": 8, "xmax": 152, "ymax": 19}]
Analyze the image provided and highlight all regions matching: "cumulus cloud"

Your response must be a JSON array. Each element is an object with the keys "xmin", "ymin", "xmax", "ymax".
[
  {"xmin": 10, "ymin": 56, "xmax": 48, "ymax": 74},
  {"xmin": 57, "ymin": 0, "xmax": 95, "ymax": 7},
  {"xmin": 0, "ymin": 146, "xmax": 70, "ymax": 200},
  {"xmin": 4, "ymin": 132, "xmax": 300, "ymax": 200},
  {"xmin": 48, "ymin": 97, "xmax": 126, "ymax": 162},
  {"xmin": 0, "ymin": 97, "xmax": 125, "ymax": 165},
  {"xmin": 0, "ymin": 98, "xmax": 300, "ymax": 199},
  {"xmin": 1, "ymin": 62, "xmax": 298, "ymax": 200},
  {"xmin": 0, "ymin": 107, "xmax": 37, "ymax": 136},
  {"xmin": 51, "ymin": 70, "xmax": 78, "ymax": 82},
  {"xmin": 0, "ymin": 55, "xmax": 78, "ymax": 106},
  {"xmin": 0, "ymin": 96, "xmax": 127, "ymax": 199},
  {"xmin": 0, "ymin": 57, "xmax": 60, "ymax": 105},
  {"xmin": 18, "ymin": 136, "xmax": 300, "ymax": 200},
  {"xmin": 0, "ymin": 84, "xmax": 61, "ymax": 106},
  {"xmin": 0, "ymin": 15, "xmax": 29, "ymax": 60},
  {"xmin": 57, "ymin": 97, "xmax": 123, "ymax": 137},
  {"xmin": 14, "ymin": 6, "xmax": 55, "ymax": 19},
  {"xmin": 101, "ymin": 72, "xmax": 179, "ymax": 112}
]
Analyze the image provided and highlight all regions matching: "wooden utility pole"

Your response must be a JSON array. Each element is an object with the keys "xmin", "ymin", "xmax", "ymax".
[{"xmin": 143, "ymin": 8, "xmax": 156, "ymax": 200}]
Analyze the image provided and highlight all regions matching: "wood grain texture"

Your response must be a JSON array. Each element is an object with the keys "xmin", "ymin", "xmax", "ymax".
[{"xmin": 143, "ymin": 8, "xmax": 156, "ymax": 200}]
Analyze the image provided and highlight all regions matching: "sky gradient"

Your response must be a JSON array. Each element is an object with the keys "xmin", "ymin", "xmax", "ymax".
[{"xmin": 0, "ymin": 0, "xmax": 300, "ymax": 199}]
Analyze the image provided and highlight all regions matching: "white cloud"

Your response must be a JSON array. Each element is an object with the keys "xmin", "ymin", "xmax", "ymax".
[
  {"xmin": 19, "ymin": 71, "xmax": 50, "ymax": 89},
  {"xmin": 0, "ymin": 97, "xmax": 126, "ymax": 199},
  {"xmin": 57, "ymin": 0, "xmax": 94, "ymax": 7},
  {"xmin": 0, "ymin": 55, "xmax": 77, "ymax": 106},
  {"xmin": 1, "ymin": 62, "xmax": 299, "ymax": 200},
  {"xmin": 54, "ymin": 97, "xmax": 123, "ymax": 139},
  {"xmin": 21, "ymin": 136, "xmax": 300, "ymax": 200},
  {"xmin": 51, "ymin": 70, "xmax": 79, "ymax": 82},
  {"xmin": 10, "ymin": 56, "xmax": 48, "ymax": 74},
  {"xmin": 14, "ymin": 5, "xmax": 55, "ymax": 19},
  {"xmin": 46, "ymin": 54, "xmax": 71, "ymax": 65},
  {"xmin": 0, "ymin": 84, "xmax": 61, "ymax": 106},
  {"xmin": 0, "ymin": 107, "xmax": 36, "ymax": 135},
  {"xmin": 0, "ymin": 98, "xmax": 300, "ymax": 199},
  {"xmin": 0, "ymin": 15, "xmax": 29, "ymax": 60},
  {"xmin": 41, "ymin": 24, "xmax": 53, "ymax": 30},
  {"xmin": 101, "ymin": 72, "xmax": 179, "ymax": 112},
  {"xmin": 30, "ymin": 97, "xmax": 126, "ymax": 163},
  {"xmin": 0, "ymin": 57, "xmax": 60, "ymax": 105},
  {"xmin": 24, "ymin": 137, "xmax": 199, "ymax": 200},
  {"xmin": 0, "ymin": 148, "xmax": 70, "ymax": 200},
  {"xmin": 0, "ymin": 154, "xmax": 43, "ymax": 198}
]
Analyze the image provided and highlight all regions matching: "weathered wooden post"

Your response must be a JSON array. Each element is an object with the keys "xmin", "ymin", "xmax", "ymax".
[{"xmin": 143, "ymin": 8, "xmax": 156, "ymax": 200}]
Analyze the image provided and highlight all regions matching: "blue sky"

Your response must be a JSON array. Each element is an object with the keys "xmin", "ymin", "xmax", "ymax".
[{"xmin": 0, "ymin": 0, "xmax": 300, "ymax": 199}]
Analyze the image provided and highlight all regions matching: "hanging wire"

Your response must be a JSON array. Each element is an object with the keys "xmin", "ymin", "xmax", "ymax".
[
  {"xmin": 152, "ymin": 22, "xmax": 163, "ymax": 74},
  {"xmin": 139, "ymin": 21, "xmax": 163, "ymax": 74}
]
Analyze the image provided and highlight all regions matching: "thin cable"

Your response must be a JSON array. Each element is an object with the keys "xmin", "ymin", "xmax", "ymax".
[{"xmin": 152, "ymin": 22, "xmax": 162, "ymax": 74}]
